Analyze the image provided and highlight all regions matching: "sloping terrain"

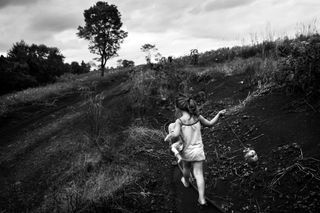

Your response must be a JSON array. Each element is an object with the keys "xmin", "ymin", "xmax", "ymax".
[
  {"xmin": 0, "ymin": 66, "xmax": 319, "ymax": 213},
  {"xmin": 193, "ymin": 74, "xmax": 320, "ymax": 212},
  {"xmin": 0, "ymin": 72, "xmax": 132, "ymax": 212}
]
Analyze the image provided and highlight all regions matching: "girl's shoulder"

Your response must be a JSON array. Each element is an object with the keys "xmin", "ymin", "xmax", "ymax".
[
  {"xmin": 176, "ymin": 115, "xmax": 187, "ymax": 124},
  {"xmin": 179, "ymin": 116, "xmax": 200, "ymax": 126}
]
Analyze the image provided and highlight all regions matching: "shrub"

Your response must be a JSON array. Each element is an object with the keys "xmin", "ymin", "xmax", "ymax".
[
  {"xmin": 277, "ymin": 34, "xmax": 320, "ymax": 99},
  {"xmin": 129, "ymin": 68, "xmax": 162, "ymax": 118}
]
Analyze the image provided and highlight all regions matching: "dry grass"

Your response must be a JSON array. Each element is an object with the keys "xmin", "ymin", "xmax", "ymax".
[
  {"xmin": 200, "ymin": 58, "xmax": 263, "ymax": 76},
  {"xmin": 32, "ymin": 129, "xmax": 138, "ymax": 212},
  {"xmin": 0, "ymin": 111, "xmax": 83, "ymax": 164},
  {"xmin": 126, "ymin": 126, "xmax": 165, "ymax": 144},
  {"xmin": 0, "ymin": 68, "xmax": 128, "ymax": 116},
  {"xmin": 0, "ymin": 81, "xmax": 78, "ymax": 115},
  {"xmin": 83, "ymin": 165, "xmax": 138, "ymax": 201},
  {"xmin": 26, "ymin": 127, "xmax": 139, "ymax": 213},
  {"xmin": 84, "ymin": 93, "xmax": 105, "ymax": 141},
  {"xmin": 38, "ymin": 161, "xmax": 139, "ymax": 213},
  {"xmin": 129, "ymin": 68, "xmax": 158, "ymax": 106},
  {"xmin": 227, "ymin": 82, "xmax": 275, "ymax": 115},
  {"xmin": 120, "ymin": 125, "xmax": 167, "ymax": 159},
  {"xmin": 189, "ymin": 54, "xmax": 279, "ymax": 86}
]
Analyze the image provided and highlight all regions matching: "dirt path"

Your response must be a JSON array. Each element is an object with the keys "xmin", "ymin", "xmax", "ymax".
[{"xmin": 172, "ymin": 166, "xmax": 221, "ymax": 213}]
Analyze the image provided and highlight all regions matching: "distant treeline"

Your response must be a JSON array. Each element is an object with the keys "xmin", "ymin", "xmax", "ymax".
[
  {"xmin": 173, "ymin": 34, "xmax": 320, "ymax": 100},
  {"xmin": 173, "ymin": 34, "xmax": 319, "ymax": 65},
  {"xmin": 0, "ymin": 40, "xmax": 90, "ymax": 95}
]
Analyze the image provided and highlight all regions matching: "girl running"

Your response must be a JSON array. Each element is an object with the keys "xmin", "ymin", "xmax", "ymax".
[{"xmin": 164, "ymin": 94, "xmax": 226, "ymax": 205}]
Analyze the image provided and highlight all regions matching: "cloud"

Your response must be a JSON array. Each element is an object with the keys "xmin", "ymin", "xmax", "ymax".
[
  {"xmin": 28, "ymin": 13, "xmax": 79, "ymax": 33},
  {"xmin": 204, "ymin": 0, "xmax": 256, "ymax": 11},
  {"xmin": 188, "ymin": 5, "xmax": 204, "ymax": 15},
  {"xmin": 0, "ymin": 40, "xmax": 8, "ymax": 52},
  {"xmin": 108, "ymin": 0, "xmax": 193, "ymax": 33},
  {"xmin": 0, "ymin": 0, "xmax": 39, "ymax": 9},
  {"xmin": 0, "ymin": 0, "xmax": 91, "ymax": 52},
  {"xmin": 0, "ymin": 0, "xmax": 320, "ymax": 67}
]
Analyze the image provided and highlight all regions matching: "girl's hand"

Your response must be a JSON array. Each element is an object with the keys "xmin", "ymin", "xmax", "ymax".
[
  {"xmin": 164, "ymin": 134, "xmax": 172, "ymax": 142},
  {"xmin": 176, "ymin": 154, "xmax": 182, "ymax": 164},
  {"xmin": 219, "ymin": 109, "xmax": 227, "ymax": 115}
]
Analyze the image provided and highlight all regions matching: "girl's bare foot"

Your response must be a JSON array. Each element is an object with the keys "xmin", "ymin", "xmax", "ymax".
[
  {"xmin": 198, "ymin": 198, "xmax": 207, "ymax": 206},
  {"xmin": 181, "ymin": 177, "xmax": 190, "ymax": 187}
]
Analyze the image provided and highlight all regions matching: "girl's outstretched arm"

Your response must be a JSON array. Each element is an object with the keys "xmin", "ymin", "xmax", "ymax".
[
  {"xmin": 164, "ymin": 119, "xmax": 182, "ymax": 142},
  {"xmin": 199, "ymin": 109, "xmax": 226, "ymax": 127}
]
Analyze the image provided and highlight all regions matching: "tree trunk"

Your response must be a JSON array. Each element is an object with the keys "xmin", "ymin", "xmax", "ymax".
[
  {"xmin": 100, "ymin": 59, "xmax": 105, "ymax": 77},
  {"xmin": 100, "ymin": 66, "xmax": 105, "ymax": 77}
]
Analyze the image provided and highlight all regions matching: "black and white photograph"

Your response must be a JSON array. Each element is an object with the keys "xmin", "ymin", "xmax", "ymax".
[{"xmin": 0, "ymin": 0, "xmax": 320, "ymax": 212}]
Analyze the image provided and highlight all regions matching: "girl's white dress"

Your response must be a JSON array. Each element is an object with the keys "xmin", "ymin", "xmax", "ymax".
[{"xmin": 179, "ymin": 119, "xmax": 206, "ymax": 162}]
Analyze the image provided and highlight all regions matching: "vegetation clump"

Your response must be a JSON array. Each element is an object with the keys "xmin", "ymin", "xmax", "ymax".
[{"xmin": 0, "ymin": 41, "xmax": 90, "ymax": 95}]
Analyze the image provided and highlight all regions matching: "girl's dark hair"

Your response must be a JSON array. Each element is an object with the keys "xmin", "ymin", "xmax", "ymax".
[{"xmin": 175, "ymin": 94, "xmax": 199, "ymax": 117}]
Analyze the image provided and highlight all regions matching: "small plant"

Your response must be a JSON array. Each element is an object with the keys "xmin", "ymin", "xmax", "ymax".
[
  {"xmin": 83, "ymin": 90, "xmax": 106, "ymax": 152},
  {"xmin": 190, "ymin": 49, "xmax": 199, "ymax": 65},
  {"xmin": 82, "ymin": 89, "xmax": 119, "ymax": 163},
  {"xmin": 129, "ymin": 68, "xmax": 160, "ymax": 119},
  {"xmin": 141, "ymin": 44, "xmax": 158, "ymax": 64}
]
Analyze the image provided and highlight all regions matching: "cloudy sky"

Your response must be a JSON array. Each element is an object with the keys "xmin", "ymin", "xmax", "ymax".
[{"xmin": 0, "ymin": 0, "xmax": 319, "ymax": 67}]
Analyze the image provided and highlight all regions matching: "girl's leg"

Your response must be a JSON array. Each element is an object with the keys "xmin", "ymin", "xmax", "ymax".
[
  {"xmin": 181, "ymin": 161, "xmax": 191, "ymax": 187},
  {"xmin": 193, "ymin": 161, "xmax": 206, "ymax": 204}
]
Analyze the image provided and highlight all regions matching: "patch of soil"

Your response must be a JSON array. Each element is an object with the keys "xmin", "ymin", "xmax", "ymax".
[
  {"xmin": 244, "ymin": 89, "xmax": 320, "ymax": 158},
  {"xmin": 201, "ymin": 87, "xmax": 320, "ymax": 212}
]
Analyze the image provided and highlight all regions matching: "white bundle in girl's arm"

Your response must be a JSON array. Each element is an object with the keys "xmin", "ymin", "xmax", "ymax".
[
  {"xmin": 168, "ymin": 123, "xmax": 183, "ymax": 163},
  {"xmin": 171, "ymin": 141, "xmax": 183, "ymax": 155}
]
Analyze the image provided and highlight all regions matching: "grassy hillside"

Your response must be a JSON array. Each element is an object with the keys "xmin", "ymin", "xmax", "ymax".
[
  {"xmin": 0, "ymin": 68, "xmax": 131, "ymax": 116},
  {"xmin": 0, "ymin": 33, "xmax": 319, "ymax": 212}
]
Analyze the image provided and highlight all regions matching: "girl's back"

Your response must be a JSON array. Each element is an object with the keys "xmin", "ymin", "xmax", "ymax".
[
  {"xmin": 179, "ymin": 116, "xmax": 205, "ymax": 162},
  {"xmin": 179, "ymin": 118, "xmax": 202, "ymax": 147}
]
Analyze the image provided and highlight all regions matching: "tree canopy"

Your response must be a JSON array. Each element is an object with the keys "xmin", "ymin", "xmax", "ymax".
[
  {"xmin": 77, "ymin": 1, "xmax": 128, "ymax": 76},
  {"xmin": 141, "ymin": 44, "xmax": 157, "ymax": 64},
  {"xmin": 122, "ymin": 59, "xmax": 135, "ymax": 67},
  {"xmin": 0, "ymin": 40, "xmax": 89, "ymax": 95}
]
